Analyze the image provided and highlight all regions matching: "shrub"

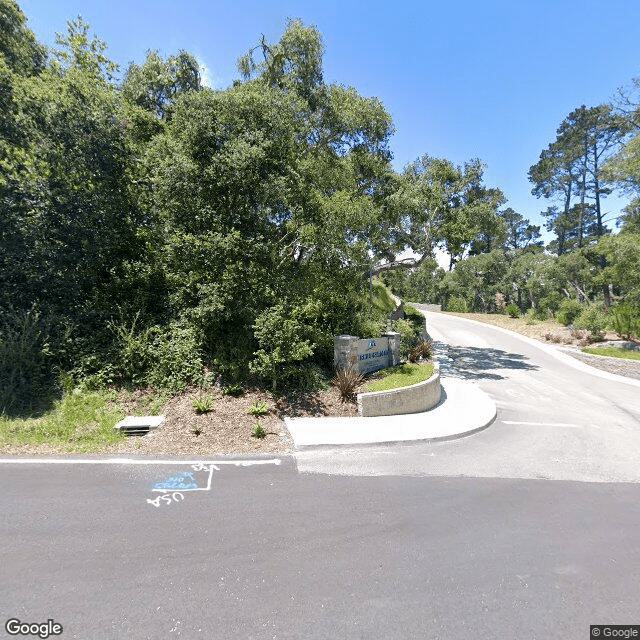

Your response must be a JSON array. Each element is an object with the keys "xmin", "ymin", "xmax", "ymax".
[
  {"xmin": 248, "ymin": 401, "xmax": 268, "ymax": 416},
  {"xmin": 445, "ymin": 296, "xmax": 468, "ymax": 313},
  {"xmin": 392, "ymin": 318, "xmax": 422, "ymax": 360},
  {"xmin": 98, "ymin": 316, "xmax": 205, "ymax": 392},
  {"xmin": 531, "ymin": 305, "xmax": 550, "ymax": 321},
  {"xmin": 146, "ymin": 322, "xmax": 206, "ymax": 391},
  {"xmin": 408, "ymin": 340, "xmax": 432, "ymax": 363},
  {"xmin": 574, "ymin": 306, "xmax": 608, "ymax": 337},
  {"xmin": 0, "ymin": 306, "xmax": 54, "ymax": 416},
  {"xmin": 556, "ymin": 299, "xmax": 584, "ymax": 326},
  {"xmin": 539, "ymin": 293, "xmax": 563, "ymax": 316},
  {"xmin": 570, "ymin": 327, "xmax": 589, "ymax": 341},
  {"xmin": 223, "ymin": 383, "xmax": 244, "ymax": 397},
  {"xmin": 404, "ymin": 304, "xmax": 425, "ymax": 328},
  {"xmin": 249, "ymin": 304, "xmax": 315, "ymax": 390},
  {"xmin": 191, "ymin": 395, "xmax": 214, "ymax": 414},
  {"xmin": 505, "ymin": 303, "xmax": 520, "ymax": 318},
  {"xmin": 612, "ymin": 303, "xmax": 640, "ymax": 340},
  {"xmin": 290, "ymin": 363, "xmax": 327, "ymax": 391},
  {"xmin": 357, "ymin": 318, "xmax": 386, "ymax": 339},
  {"xmin": 332, "ymin": 368, "xmax": 364, "ymax": 401},
  {"xmin": 252, "ymin": 420, "xmax": 266, "ymax": 439}
]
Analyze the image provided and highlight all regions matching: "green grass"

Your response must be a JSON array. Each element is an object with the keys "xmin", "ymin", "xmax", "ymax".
[
  {"xmin": 582, "ymin": 346, "xmax": 640, "ymax": 361},
  {"xmin": 0, "ymin": 390, "xmax": 126, "ymax": 452},
  {"xmin": 365, "ymin": 363, "xmax": 435, "ymax": 392}
]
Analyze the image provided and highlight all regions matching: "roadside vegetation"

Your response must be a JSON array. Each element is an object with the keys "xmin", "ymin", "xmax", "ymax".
[
  {"xmin": 581, "ymin": 346, "xmax": 640, "ymax": 361},
  {"xmin": 0, "ymin": 390, "xmax": 126, "ymax": 452}
]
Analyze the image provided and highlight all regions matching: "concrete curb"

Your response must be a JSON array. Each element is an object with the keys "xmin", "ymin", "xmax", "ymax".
[{"xmin": 284, "ymin": 377, "xmax": 496, "ymax": 449}]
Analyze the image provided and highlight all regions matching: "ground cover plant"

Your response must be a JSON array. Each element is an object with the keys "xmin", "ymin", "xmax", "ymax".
[
  {"xmin": 332, "ymin": 369, "xmax": 365, "ymax": 401},
  {"xmin": 191, "ymin": 394, "xmax": 214, "ymax": 414},
  {"xmin": 581, "ymin": 346, "xmax": 640, "ymax": 361},
  {"xmin": 365, "ymin": 363, "xmax": 435, "ymax": 393}
]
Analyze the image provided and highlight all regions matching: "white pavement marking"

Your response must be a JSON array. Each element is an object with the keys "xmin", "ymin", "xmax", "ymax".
[
  {"xmin": 502, "ymin": 421, "xmax": 583, "ymax": 428},
  {"xmin": 0, "ymin": 458, "xmax": 283, "ymax": 466}
]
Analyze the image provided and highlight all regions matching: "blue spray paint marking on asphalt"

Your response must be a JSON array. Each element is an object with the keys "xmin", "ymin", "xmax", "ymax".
[
  {"xmin": 146, "ymin": 460, "xmax": 282, "ymax": 507},
  {"xmin": 152, "ymin": 471, "xmax": 199, "ymax": 491}
]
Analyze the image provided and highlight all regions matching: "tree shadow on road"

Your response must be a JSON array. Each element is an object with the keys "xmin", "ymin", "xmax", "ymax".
[{"xmin": 434, "ymin": 342, "xmax": 539, "ymax": 380}]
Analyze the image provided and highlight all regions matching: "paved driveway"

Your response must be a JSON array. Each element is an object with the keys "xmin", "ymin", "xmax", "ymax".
[{"xmin": 297, "ymin": 310, "xmax": 640, "ymax": 482}]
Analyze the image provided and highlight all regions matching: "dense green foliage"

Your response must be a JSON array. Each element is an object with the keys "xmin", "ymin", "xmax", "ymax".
[{"xmin": 1, "ymin": 7, "xmax": 400, "ymax": 408}]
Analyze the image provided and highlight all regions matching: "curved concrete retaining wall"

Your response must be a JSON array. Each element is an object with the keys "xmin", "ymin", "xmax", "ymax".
[{"xmin": 357, "ymin": 364, "xmax": 441, "ymax": 417}]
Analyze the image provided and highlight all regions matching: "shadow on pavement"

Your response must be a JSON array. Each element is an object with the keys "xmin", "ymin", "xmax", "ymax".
[{"xmin": 434, "ymin": 341, "xmax": 539, "ymax": 380}]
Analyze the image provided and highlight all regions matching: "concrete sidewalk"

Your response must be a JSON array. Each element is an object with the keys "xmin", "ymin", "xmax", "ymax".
[{"xmin": 284, "ymin": 377, "xmax": 496, "ymax": 448}]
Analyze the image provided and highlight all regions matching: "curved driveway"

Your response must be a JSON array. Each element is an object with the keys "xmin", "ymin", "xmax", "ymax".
[{"xmin": 297, "ymin": 310, "xmax": 640, "ymax": 482}]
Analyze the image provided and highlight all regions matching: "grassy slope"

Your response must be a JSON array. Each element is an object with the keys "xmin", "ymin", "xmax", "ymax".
[{"xmin": 0, "ymin": 390, "xmax": 126, "ymax": 452}]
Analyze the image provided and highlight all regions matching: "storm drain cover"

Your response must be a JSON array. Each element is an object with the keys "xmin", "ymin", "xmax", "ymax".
[{"xmin": 114, "ymin": 415, "xmax": 165, "ymax": 436}]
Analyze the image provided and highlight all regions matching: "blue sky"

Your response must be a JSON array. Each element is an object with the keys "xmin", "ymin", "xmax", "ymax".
[{"xmin": 20, "ymin": 0, "xmax": 640, "ymax": 242}]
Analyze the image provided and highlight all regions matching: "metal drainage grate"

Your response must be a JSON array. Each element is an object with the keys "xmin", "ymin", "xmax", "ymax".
[{"xmin": 114, "ymin": 415, "xmax": 165, "ymax": 436}]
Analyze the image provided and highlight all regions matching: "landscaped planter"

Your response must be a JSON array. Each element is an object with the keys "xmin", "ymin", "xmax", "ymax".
[{"xmin": 357, "ymin": 363, "xmax": 441, "ymax": 417}]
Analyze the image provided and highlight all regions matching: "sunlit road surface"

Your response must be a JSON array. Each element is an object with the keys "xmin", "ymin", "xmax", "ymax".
[{"xmin": 298, "ymin": 309, "xmax": 640, "ymax": 482}]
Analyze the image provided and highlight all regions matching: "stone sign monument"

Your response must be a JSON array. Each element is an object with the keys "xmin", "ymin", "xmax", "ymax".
[{"xmin": 334, "ymin": 332, "xmax": 401, "ymax": 375}]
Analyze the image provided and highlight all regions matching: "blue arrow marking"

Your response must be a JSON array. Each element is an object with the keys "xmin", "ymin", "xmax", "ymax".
[{"xmin": 152, "ymin": 471, "xmax": 199, "ymax": 491}]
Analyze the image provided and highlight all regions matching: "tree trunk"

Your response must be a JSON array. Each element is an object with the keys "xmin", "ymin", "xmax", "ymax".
[
  {"xmin": 579, "ymin": 162, "xmax": 586, "ymax": 248},
  {"xmin": 570, "ymin": 281, "xmax": 589, "ymax": 303},
  {"xmin": 593, "ymin": 140, "xmax": 604, "ymax": 237}
]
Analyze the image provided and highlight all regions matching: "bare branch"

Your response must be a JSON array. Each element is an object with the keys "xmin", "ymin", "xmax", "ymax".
[{"xmin": 370, "ymin": 252, "xmax": 429, "ymax": 276}]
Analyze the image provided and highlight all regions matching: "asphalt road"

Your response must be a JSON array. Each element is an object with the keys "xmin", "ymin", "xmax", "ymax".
[{"xmin": 2, "ymin": 312, "xmax": 640, "ymax": 640}]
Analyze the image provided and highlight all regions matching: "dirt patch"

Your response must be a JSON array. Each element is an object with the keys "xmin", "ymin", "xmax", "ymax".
[
  {"xmin": 104, "ymin": 384, "xmax": 364, "ymax": 457},
  {"xmin": 442, "ymin": 312, "xmax": 619, "ymax": 347}
]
